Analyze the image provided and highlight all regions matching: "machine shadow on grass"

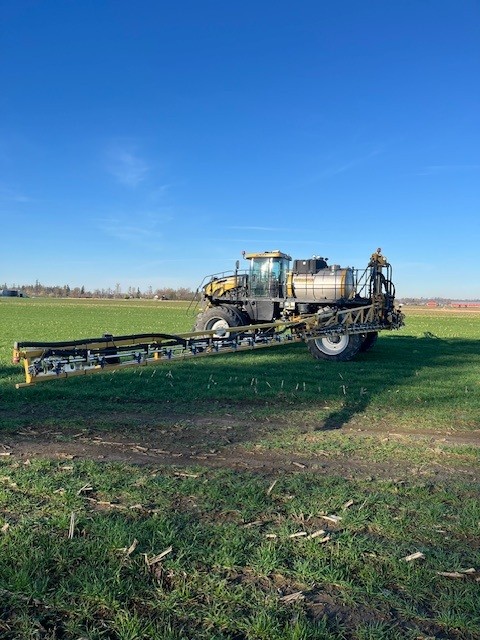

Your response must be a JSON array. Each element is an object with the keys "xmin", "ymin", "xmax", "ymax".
[
  {"xmin": 318, "ymin": 333, "xmax": 474, "ymax": 431},
  {"xmin": 235, "ymin": 333, "xmax": 477, "ymax": 433},
  {"xmin": 2, "ymin": 333, "xmax": 478, "ymax": 448},
  {"xmin": 0, "ymin": 364, "xmax": 20, "ymax": 378}
]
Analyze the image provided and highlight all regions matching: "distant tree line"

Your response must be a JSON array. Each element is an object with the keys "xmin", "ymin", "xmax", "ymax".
[
  {"xmin": 398, "ymin": 297, "xmax": 480, "ymax": 305},
  {"xmin": 1, "ymin": 280, "xmax": 196, "ymax": 301},
  {"xmin": 3, "ymin": 285, "xmax": 478, "ymax": 305}
]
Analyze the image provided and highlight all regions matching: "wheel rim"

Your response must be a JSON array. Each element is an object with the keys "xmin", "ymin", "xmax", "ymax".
[
  {"xmin": 314, "ymin": 334, "xmax": 349, "ymax": 355},
  {"xmin": 206, "ymin": 317, "xmax": 230, "ymax": 336}
]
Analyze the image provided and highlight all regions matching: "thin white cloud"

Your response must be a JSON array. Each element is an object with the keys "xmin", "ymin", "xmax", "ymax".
[
  {"xmin": 101, "ymin": 224, "xmax": 163, "ymax": 242},
  {"xmin": 148, "ymin": 184, "xmax": 172, "ymax": 200},
  {"xmin": 94, "ymin": 210, "xmax": 173, "ymax": 249},
  {"xmin": 228, "ymin": 226, "xmax": 296, "ymax": 232},
  {"xmin": 417, "ymin": 164, "xmax": 480, "ymax": 176},
  {"xmin": 299, "ymin": 148, "xmax": 383, "ymax": 186},
  {"xmin": 105, "ymin": 144, "xmax": 149, "ymax": 187},
  {"xmin": 208, "ymin": 237, "xmax": 342, "ymax": 247},
  {"xmin": 319, "ymin": 148, "xmax": 383, "ymax": 178},
  {"xmin": 129, "ymin": 258, "xmax": 196, "ymax": 270},
  {"xmin": 0, "ymin": 185, "xmax": 33, "ymax": 203},
  {"xmin": 396, "ymin": 261, "xmax": 434, "ymax": 270}
]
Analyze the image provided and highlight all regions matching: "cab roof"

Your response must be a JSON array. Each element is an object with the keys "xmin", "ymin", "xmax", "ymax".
[{"xmin": 244, "ymin": 250, "xmax": 292, "ymax": 260}]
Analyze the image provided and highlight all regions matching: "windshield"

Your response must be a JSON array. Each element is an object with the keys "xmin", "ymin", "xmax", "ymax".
[{"xmin": 250, "ymin": 258, "xmax": 288, "ymax": 298}]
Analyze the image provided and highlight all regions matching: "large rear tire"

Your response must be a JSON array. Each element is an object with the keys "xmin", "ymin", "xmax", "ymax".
[
  {"xmin": 307, "ymin": 333, "xmax": 362, "ymax": 362},
  {"xmin": 194, "ymin": 306, "xmax": 249, "ymax": 337}
]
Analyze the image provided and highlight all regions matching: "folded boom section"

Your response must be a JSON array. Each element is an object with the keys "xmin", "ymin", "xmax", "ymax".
[
  {"xmin": 13, "ymin": 321, "xmax": 302, "ymax": 388},
  {"xmin": 12, "ymin": 302, "xmax": 404, "ymax": 388}
]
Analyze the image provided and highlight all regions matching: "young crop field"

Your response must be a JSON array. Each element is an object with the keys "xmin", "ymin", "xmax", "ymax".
[{"xmin": 0, "ymin": 298, "xmax": 479, "ymax": 639}]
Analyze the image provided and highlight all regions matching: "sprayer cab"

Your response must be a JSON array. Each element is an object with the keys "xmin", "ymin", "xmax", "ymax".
[{"xmin": 243, "ymin": 250, "xmax": 291, "ymax": 298}]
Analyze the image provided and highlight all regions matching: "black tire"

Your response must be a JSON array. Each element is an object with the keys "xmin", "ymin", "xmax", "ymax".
[
  {"xmin": 307, "ymin": 333, "xmax": 362, "ymax": 362},
  {"xmin": 359, "ymin": 332, "xmax": 378, "ymax": 352},
  {"xmin": 193, "ymin": 305, "xmax": 249, "ymax": 336}
]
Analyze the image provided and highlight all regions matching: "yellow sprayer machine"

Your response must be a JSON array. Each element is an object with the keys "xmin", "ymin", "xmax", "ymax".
[{"xmin": 12, "ymin": 248, "xmax": 404, "ymax": 388}]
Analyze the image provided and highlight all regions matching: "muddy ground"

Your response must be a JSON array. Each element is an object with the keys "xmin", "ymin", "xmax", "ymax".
[{"xmin": 1, "ymin": 413, "xmax": 478, "ymax": 482}]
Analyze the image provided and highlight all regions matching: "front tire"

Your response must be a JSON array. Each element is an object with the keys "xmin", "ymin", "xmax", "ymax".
[
  {"xmin": 194, "ymin": 305, "xmax": 249, "ymax": 337},
  {"xmin": 307, "ymin": 333, "xmax": 362, "ymax": 362}
]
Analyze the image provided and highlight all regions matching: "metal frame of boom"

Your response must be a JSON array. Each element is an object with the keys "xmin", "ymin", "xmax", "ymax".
[
  {"xmin": 12, "ymin": 300, "xmax": 404, "ymax": 388},
  {"xmin": 13, "ymin": 321, "xmax": 301, "ymax": 388}
]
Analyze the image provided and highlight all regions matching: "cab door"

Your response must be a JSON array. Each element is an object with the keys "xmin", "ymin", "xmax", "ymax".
[{"xmin": 249, "ymin": 258, "xmax": 287, "ymax": 298}]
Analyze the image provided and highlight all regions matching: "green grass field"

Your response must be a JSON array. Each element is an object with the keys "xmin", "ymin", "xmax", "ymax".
[
  {"xmin": 0, "ymin": 299, "xmax": 479, "ymax": 639},
  {"xmin": 1, "ymin": 299, "xmax": 479, "ymax": 433}
]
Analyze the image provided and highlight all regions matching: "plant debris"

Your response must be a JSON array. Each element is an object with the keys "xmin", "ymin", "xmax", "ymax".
[
  {"xmin": 403, "ymin": 551, "xmax": 426, "ymax": 562},
  {"xmin": 145, "ymin": 546, "xmax": 173, "ymax": 567}
]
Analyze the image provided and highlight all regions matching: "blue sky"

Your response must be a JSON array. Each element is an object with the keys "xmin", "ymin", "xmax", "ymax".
[{"xmin": 1, "ymin": 0, "xmax": 479, "ymax": 297}]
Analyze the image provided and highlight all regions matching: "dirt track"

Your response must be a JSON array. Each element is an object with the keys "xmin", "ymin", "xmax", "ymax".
[{"xmin": 1, "ymin": 416, "xmax": 478, "ymax": 482}]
